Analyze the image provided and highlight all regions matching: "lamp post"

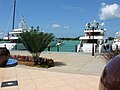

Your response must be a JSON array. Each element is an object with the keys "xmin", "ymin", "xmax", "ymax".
[
  {"xmin": 36, "ymin": 26, "xmax": 39, "ymax": 31},
  {"xmin": 92, "ymin": 27, "xmax": 94, "ymax": 56}
]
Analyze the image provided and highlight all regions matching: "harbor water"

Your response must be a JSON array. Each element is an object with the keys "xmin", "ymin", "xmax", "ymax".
[
  {"xmin": 45, "ymin": 40, "xmax": 80, "ymax": 52},
  {"xmin": 13, "ymin": 40, "xmax": 80, "ymax": 52}
]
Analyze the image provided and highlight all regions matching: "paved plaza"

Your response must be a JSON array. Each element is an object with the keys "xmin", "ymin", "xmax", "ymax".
[{"xmin": 0, "ymin": 51, "xmax": 106, "ymax": 90}]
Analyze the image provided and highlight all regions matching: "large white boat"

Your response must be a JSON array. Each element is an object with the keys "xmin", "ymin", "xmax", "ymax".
[
  {"xmin": 0, "ymin": 0, "xmax": 62, "ymax": 50},
  {"xmin": 112, "ymin": 31, "xmax": 120, "ymax": 50},
  {"xmin": 77, "ymin": 20, "xmax": 107, "ymax": 53},
  {"xmin": 0, "ymin": 0, "xmax": 29, "ymax": 50},
  {"xmin": 0, "ymin": 16, "xmax": 28, "ymax": 50},
  {"xmin": 0, "ymin": 16, "xmax": 61, "ymax": 50}
]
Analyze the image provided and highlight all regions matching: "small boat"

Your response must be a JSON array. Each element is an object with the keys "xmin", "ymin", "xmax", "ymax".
[
  {"xmin": 49, "ymin": 38, "xmax": 64, "ymax": 47},
  {"xmin": 56, "ymin": 40, "xmax": 64, "ymax": 46}
]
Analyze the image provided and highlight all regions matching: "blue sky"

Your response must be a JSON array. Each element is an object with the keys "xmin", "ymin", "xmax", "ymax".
[{"xmin": 0, "ymin": 0, "xmax": 120, "ymax": 38}]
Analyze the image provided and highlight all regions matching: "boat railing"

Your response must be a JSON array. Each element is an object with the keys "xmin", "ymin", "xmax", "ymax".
[{"xmin": 85, "ymin": 28, "xmax": 104, "ymax": 31}]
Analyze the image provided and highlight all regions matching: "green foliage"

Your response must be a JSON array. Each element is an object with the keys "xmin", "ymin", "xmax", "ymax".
[
  {"xmin": 58, "ymin": 37, "xmax": 79, "ymax": 40},
  {"xmin": 19, "ymin": 30, "xmax": 54, "ymax": 65},
  {"xmin": 102, "ymin": 49, "xmax": 120, "ymax": 62},
  {"xmin": 108, "ymin": 37, "xmax": 114, "ymax": 40}
]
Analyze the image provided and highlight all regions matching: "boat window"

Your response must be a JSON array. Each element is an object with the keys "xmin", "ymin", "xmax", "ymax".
[
  {"xmin": 88, "ymin": 32, "xmax": 103, "ymax": 36},
  {"xmin": 82, "ymin": 39, "xmax": 97, "ymax": 43}
]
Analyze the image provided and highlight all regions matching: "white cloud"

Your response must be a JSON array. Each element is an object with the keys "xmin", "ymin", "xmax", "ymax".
[
  {"xmin": 51, "ymin": 23, "xmax": 70, "ymax": 30},
  {"xmin": 0, "ymin": 32, "xmax": 4, "ymax": 35},
  {"xmin": 51, "ymin": 23, "xmax": 60, "ymax": 28},
  {"xmin": 0, "ymin": 32, "xmax": 4, "ymax": 38},
  {"xmin": 99, "ymin": 2, "xmax": 120, "ymax": 20},
  {"xmin": 64, "ymin": 25, "xmax": 69, "ymax": 29},
  {"xmin": 101, "ymin": 2, "xmax": 106, "ymax": 7},
  {"xmin": 62, "ymin": 5, "xmax": 82, "ymax": 10}
]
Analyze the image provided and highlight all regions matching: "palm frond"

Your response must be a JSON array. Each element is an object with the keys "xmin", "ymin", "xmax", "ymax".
[{"xmin": 19, "ymin": 30, "xmax": 54, "ymax": 57}]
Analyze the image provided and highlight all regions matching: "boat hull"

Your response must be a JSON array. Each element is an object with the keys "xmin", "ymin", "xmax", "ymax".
[{"xmin": 0, "ymin": 43, "xmax": 16, "ymax": 50}]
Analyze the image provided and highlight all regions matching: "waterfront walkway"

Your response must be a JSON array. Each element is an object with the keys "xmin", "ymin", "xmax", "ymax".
[{"xmin": 0, "ymin": 51, "xmax": 106, "ymax": 90}]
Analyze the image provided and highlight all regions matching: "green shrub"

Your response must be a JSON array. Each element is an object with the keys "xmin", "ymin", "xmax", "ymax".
[{"xmin": 102, "ymin": 49, "xmax": 120, "ymax": 62}]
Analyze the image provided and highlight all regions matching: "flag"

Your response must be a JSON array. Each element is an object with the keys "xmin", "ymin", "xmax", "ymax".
[{"xmin": 88, "ymin": 33, "xmax": 91, "ymax": 39}]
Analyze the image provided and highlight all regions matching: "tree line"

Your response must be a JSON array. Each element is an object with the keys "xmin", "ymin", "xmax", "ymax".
[{"xmin": 58, "ymin": 37, "xmax": 79, "ymax": 40}]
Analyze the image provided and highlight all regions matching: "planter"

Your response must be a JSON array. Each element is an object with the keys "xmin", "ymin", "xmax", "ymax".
[
  {"xmin": 99, "ymin": 55, "xmax": 120, "ymax": 90},
  {"xmin": 0, "ymin": 47, "xmax": 10, "ymax": 67}
]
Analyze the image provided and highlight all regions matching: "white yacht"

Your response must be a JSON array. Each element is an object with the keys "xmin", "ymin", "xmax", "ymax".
[
  {"xmin": 77, "ymin": 20, "xmax": 107, "ymax": 53},
  {"xmin": 112, "ymin": 31, "xmax": 120, "ymax": 50},
  {"xmin": 0, "ymin": 16, "xmax": 61, "ymax": 50},
  {"xmin": 0, "ymin": 16, "xmax": 28, "ymax": 50},
  {"xmin": 0, "ymin": 0, "xmax": 28, "ymax": 50},
  {"xmin": 0, "ymin": 0, "xmax": 63, "ymax": 50}
]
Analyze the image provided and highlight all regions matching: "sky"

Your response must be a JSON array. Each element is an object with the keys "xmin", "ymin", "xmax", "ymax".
[{"xmin": 0, "ymin": 0, "xmax": 120, "ymax": 38}]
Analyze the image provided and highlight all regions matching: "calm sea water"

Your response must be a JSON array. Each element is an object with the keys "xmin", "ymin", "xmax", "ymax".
[
  {"xmin": 45, "ymin": 40, "xmax": 80, "ymax": 52},
  {"xmin": 14, "ymin": 40, "xmax": 80, "ymax": 52}
]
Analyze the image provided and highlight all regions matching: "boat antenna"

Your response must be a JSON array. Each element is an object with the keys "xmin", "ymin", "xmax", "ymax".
[
  {"xmin": 93, "ymin": 17, "xmax": 96, "ymax": 23},
  {"xmin": 12, "ymin": 0, "xmax": 16, "ymax": 30}
]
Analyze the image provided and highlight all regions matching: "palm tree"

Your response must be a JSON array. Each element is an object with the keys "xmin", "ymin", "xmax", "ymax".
[{"xmin": 19, "ymin": 30, "xmax": 54, "ymax": 65}]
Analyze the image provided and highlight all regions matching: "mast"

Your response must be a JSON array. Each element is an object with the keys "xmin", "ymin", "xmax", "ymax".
[{"xmin": 12, "ymin": 0, "xmax": 16, "ymax": 30}]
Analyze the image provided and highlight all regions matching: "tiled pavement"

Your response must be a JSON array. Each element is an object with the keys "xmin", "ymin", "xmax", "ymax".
[
  {"xmin": 0, "ymin": 51, "xmax": 105, "ymax": 90},
  {"xmin": 0, "ymin": 66, "xmax": 100, "ymax": 90},
  {"xmin": 10, "ymin": 51, "xmax": 106, "ymax": 76}
]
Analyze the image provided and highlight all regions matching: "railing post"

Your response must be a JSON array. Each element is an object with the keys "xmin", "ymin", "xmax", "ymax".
[
  {"xmin": 92, "ymin": 27, "xmax": 94, "ymax": 56},
  {"xmin": 75, "ymin": 45, "xmax": 77, "ymax": 52},
  {"xmin": 48, "ymin": 46, "xmax": 50, "ymax": 51},
  {"xmin": 15, "ymin": 44, "xmax": 17, "ymax": 50},
  {"xmin": 57, "ymin": 45, "xmax": 59, "ymax": 52}
]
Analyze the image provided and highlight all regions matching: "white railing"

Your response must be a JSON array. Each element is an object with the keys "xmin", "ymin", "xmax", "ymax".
[{"xmin": 0, "ymin": 43, "xmax": 16, "ymax": 50}]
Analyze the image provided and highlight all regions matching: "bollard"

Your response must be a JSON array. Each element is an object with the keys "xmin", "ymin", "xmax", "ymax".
[
  {"xmin": 15, "ymin": 44, "xmax": 17, "ymax": 50},
  {"xmin": 48, "ymin": 46, "xmax": 50, "ymax": 51},
  {"xmin": 75, "ymin": 45, "xmax": 77, "ymax": 52},
  {"xmin": 57, "ymin": 45, "xmax": 59, "ymax": 52}
]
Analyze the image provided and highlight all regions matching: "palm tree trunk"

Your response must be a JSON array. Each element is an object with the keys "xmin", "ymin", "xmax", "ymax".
[{"xmin": 32, "ymin": 53, "xmax": 41, "ymax": 65}]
